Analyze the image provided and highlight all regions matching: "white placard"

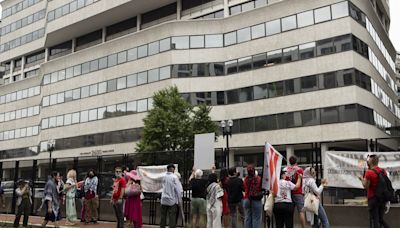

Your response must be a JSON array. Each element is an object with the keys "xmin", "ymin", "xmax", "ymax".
[
  {"xmin": 194, "ymin": 133, "xmax": 215, "ymax": 170},
  {"xmin": 137, "ymin": 164, "xmax": 179, "ymax": 193}
]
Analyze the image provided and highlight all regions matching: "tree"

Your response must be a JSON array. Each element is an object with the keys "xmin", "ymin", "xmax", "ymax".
[{"xmin": 136, "ymin": 86, "xmax": 218, "ymax": 152}]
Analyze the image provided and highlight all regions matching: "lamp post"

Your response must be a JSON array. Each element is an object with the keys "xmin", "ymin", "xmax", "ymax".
[
  {"xmin": 220, "ymin": 119, "xmax": 233, "ymax": 168},
  {"xmin": 47, "ymin": 139, "xmax": 55, "ymax": 171}
]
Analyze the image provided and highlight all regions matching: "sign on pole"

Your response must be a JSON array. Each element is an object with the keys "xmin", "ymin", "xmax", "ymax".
[{"xmin": 194, "ymin": 133, "xmax": 215, "ymax": 170}]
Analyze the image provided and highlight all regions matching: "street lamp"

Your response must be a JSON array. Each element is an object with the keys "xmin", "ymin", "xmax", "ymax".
[
  {"xmin": 47, "ymin": 139, "xmax": 55, "ymax": 171},
  {"xmin": 220, "ymin": 120, "xmax": 233, "ymax": 168}
]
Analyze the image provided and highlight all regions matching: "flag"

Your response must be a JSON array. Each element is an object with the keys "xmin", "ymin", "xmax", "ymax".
[{"xmin": 262, "ymin": 143, "xmax": 283, "ymax": 195}]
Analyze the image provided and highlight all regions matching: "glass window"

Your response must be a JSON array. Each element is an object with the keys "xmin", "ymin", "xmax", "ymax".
[
  {"xmin": 81, "ymin": 86, "xmax": 89, "ymax": 98},
  {"xmin": 107, "ymin": 79, "xmax": 117, "ymax": 92},
  {"xmin": 314, "ymin": 6, "xmax": 331, "ymax": 23},
  {"xmin": 49, "ymin": 117, "xmax": 56, "ymax": 128},
  {"xmin": 267, "ymin": 49, "xmax": 282, "ymax": 65},
  {"xmin": 73, "ymin": 65, "xmax": 81, "ymax": 76},
  {"xmin": 266, "ymin": 19, "xmax": 281, "ymax": 36},
  {"xmin": 252, "ymin": 53, "xmax": 267, "ymax": 69},
  {"xmin": 251, "ymin": 23, "xmax": 265, "ymax": 39},
  {"xmin": 148, "ymin": 41, "xmax": 160, "ymax": 55},
  {"xmin": 97, "ymin": 107, "xmax": 106, "ymax": 119},
  {"xmin": 224, "ymin": 31, "xmax": 237, "ymax": 46},
  {"xmin": 66, "ymin": 67, "xmax": 73, "ymax": 78},
  {"xmin": 138, "ymin": 45, "xmax": 148, "ymax": 58},
  {"xmin": 239, "ymin": 87, "xmax": 253, "ymax": 102},
  {"xmin": 268, "ymin": 81, "xmax": 284, "ymax": 97},
  {"xmin": 117, "ymin": 51, "xmax": 127, "ymax": 64},
  {"xmin": 282, "ymin": 46, "xmax": 299, "ymax": 63},
  {"xmin": 302, "ymin": 109, "xmax": 320, "ymax": 126},
  {"xmin": 72, "ymin": 88, "xmax": 81, "ymax": 100},
  {"xmin": 89, "ymin": 109, "xmax": 97, "ymax": 121},
  {"xmin": 148, "ymin": 69, "xmax": 159, "ymax": 83},
  {"xmin": 337, "ymin": 69, "xmax": 355, "ymax": 87},
  {"xmin": 301, "ymin": 75, "xmax": 318, "ymax": 92},
  {"xmin": 42, "ymin": 96, "xmax": 50, "ymax": 107},
  {"xmin": 57, "ymin": 92, "xmax": 65, "ymax": 104},
  {"xmin": 227, "ymin": 90, "xmax": 239, "ymax": 104},
  {"xmin": 127, "ymin": 74, "xmax": 137, "ymax": 87},
  {"xmin": 21, "ymin": 109, "xmax": 27, "ymax": 118},
  {"xmin": 238, "ymin": 57, "xmax": 252, "ymax": 72},
  {"xmin": 80, "ymin": 110, "xmax": 89, "ymax": 122},
  {"xmin": 42, "ymin": 118, "xmax": 49, "ymax": 129},
  {"xmin": 190, "ymin": 36, "xmax": 204, "ymax": 48},
  {"xmin": 137, "ymin": 72, "xmax": 148, "ymax": 85},
  {"xmin": 172, "ymin": 36, "xmax": 189, "ymax": 49},
  {"xmin": 230, "ymin": 5, "xmax": 241, "ymax": 15},
  {"xmin": 286, "ymin": 112, "xmax": 302, "ymax": 128},
  {"xmin": 72, "ymin": 112, "xmax": 80, "ymax": 124},
  {"xmin": 50, "ymin": 94, "xmax": 57, "ymax": 105},
  {"xmin": 127, "ymin": 48, "xmax": 137, "ymax": 61},
  {"xmin": 320, "ymin": 72, "xmax": 337, "ymax": 89},
  {"xmin": 339, "ymin": 104, "xmax": 357, "ymax": 122},
  {"xmin": 321, "ymin": 107, "xmax": 339, "ymax": 124},
  {"xmin": 282, "ymin": 15, "xmax": 297, "ymax": 32},
  {"xmin": 81, "ymin": 62, "xmax": 90, "ymax": 74},
  {"xmin": 50, "ymin": 72, "xmax": 58, "ymax": 83},
  {"xmin": 240, "ymin": 118, "xmax": 255, "ymax": 133},
  {"xmin": 334, "ymin": 34, "xmax": 352, "ymax": 52},
  {"xmin": 237, "ymin": 27, "xmax": 251, "ymax": 43},
  {"xmin": 331, "ymin": 1, "xmax": 349, "ymax": 19},
  {"xmin": 316, "ymin": 38, "xmax": 334, "ymax": 56},
  {"xmin": 225, "ymin": 60, "xmax": 238, "ymax": 75},
  {"xmin": 241, "ymin": 1, "xmax": 255, "ymax": 12},
  {"xmin": 98, "ymin": 82, "xmax": 107, "ymax": 94},
  {"xmin": 117, "ymin": 77, "xmax": 127, "ymax": 90},
  {"xmin": 58, "ymin": 69, "xmax": 66, "ymax": 81},
  {"xmin": 43, "ymin": 75, "xmax": 51, "ymax": 85},
  {"xmin": 299, "ymin": 42, "xmax": 316, "ymax": 59},
  {"xmin": 116, "ymin": 103, "xmax": 126, "ymax": 114},
  {"xmin": 205, "ymin": 34, "xmax": 223, "ymax": 48},
  {"xmin": 159, "ymin": 66, "xmax": 171, "ymax": 80},
  {"xmin": 90, "ymin": 59, "xmax": 98, "ymax": 72},
  {"xmin": 159, "ymin": 38, "xmax": 171, "ymax": 52},
  {"xmin": 253, "ymin": 84, "xmax": 268, "ymax": 100},
  {"xmin": 297, "ymin": 10, "xmax": 314, "ymax": 28},
  {"xmin": 98, "ymin": 57, "xmax": 107, "ymax": 69},
  {"xmin": 56, "ymin": 115, "xmax": 64, "ymax": 127},
  {"xmin": 64, "ymin": 113, "xmax": 72, "ymax": 126},
  {"xmin": 127, "ymin": 101, "xmax": 137, "ymax": 113},
  {"xmin": 89, "ymin": 84, "xmax": 98, "ymax": 96},
  {"xmin": 137, "ymin": 99, "xmax": 148, "ymax": 112},
  {"xmin": 108, "ymin": 54, "xmax": 117, "ymax": 67}
]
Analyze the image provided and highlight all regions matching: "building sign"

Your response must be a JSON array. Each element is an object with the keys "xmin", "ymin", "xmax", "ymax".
[
  {"xmin": 324, "ymin": 151, "xmax": 400, "ymax": 189},
  {"xmin": 79, "ymin": 149, "xmax": 114, "ymax": 156}
]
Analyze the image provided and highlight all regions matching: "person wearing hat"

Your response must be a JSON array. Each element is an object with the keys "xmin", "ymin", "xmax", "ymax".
[
  {"xmin": 13, "ymin": 180, "xmax": 32, "ymax": 228},
  {"xmin": 124, "ymin": 170, "xmax": 143, "ymax": 228},
  {"xmin": 160, "ymin": 164, "xmax": 182, "ymax": 228}
]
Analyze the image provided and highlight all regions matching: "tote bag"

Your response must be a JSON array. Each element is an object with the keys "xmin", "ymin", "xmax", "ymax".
[{"xmin": 304, "ymin": 192, "xmax": 319, "ymax": 215}]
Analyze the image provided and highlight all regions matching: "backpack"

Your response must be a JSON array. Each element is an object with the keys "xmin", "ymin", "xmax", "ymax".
[{"xmin": 373, "ymin": 169, "xmax": 395, "ymax": 203}]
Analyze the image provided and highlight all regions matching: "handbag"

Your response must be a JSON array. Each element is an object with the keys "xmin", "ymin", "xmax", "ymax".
[
  {"xmin": 304, "ymin": 192, "xmax": 319, "ymax": 215},
  {"xmin": 264, "ymin": 194, "xmax": 275, "ymax": 217}
]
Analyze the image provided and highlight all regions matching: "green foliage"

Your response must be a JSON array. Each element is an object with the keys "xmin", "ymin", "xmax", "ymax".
[{"xmin": 136, "ymin": 86, "xmax": 218, "ymax": 152}]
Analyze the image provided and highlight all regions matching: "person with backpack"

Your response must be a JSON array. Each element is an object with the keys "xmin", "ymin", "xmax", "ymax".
[
  {"xmin": 243, "ymin": 164, "xmax": 264, "ymax": 228},
  {"xmin": 286, "ymin": 156, "xmax": 306, "ymax": 228},
  {"xmin": 359, "ymin": 154, "xmax": 391, "ymax": 228}
]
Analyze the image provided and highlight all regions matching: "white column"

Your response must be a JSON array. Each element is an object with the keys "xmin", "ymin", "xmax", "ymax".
[
  {"xmin": 45, "ymin": 48, "xmax": 49, "ymax": 62},
  {"xmin": 223, "ymin": 0, "xmax": 229, "ymax": 17},
  {"xmin": 177, "ymin": 0, "xmax": 182, "ymax": 20},
  {"xmin": 102, "ymin": 27, "xmax": 106, "ymax": 43},
  {"xmin": 286, "ymin": 145, "xmax": 294, "ymax": 160},
  {"xmin": 72, "ymin": 38, "xmax": 77, "ymax": 53},
  {"xmin": 21, "ymin": 57, "xmax": 25, "ymax": 78},
  {"xmin": 137, "ymin": 14, "xmax": 141, "ymax": 31}
]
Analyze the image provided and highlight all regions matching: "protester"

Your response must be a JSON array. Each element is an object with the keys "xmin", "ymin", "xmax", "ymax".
[
  {"xmin": 124, "ymin": 170, "xmax": 143, "ymax": 228},
  {"xmin": 13, "ymin": 180, "xmax": 32, "ymax": 228},
  {"xmin": 286, "ymin": 156, "xmax": 306, "ymax": 228},
  {"xmin": 219, "ymin": 168, "xmax": 230, "ymax": 228},
  {"xmin": 226, "ymin": 167, "xmax": 244, "ymax": 228},
  {"xmin": 64, "ymin": 169, "xmax": 78, "ymax": 225},
  {"xmin": 273, "ymin": 168, "xmax": 302, "ymax": 228},
  {"xmin": 189, "ymin": 168, "xmax": 208, "ymax": 228},
  {"xmin": 84, "ymin": 169, "xmax": 98, "ymax": 224},
  {"xmin": 41, "ymin": 171, "xmax": 61, "ymax": 228},
  {"xmin": 160, "ymin": 164, "xmax": 182, "ymax": 228},
  {"xmin": 56, "ymin": 174, "xmax": 65, "ymax": 221},
  {"xmin": 78, "ymin": 174, "xmax": 87, "ymax": 223},
  {"xmin": 303, "ymin": 167, "xmax": 329, "ymax": 228},
  {"xmin": 359, "ymin": 154, "xmax": 390, "ymax": 228},
  {"xmin": 111, "ymin": 167, "xmax": 127, "ymax": 228},
  {"xmin": 206, "ymin": 173, "xmax": 224, "ymax": 228},
  {"xmin": 243, "ymin": 165, "xmax": 264, "ymax": 228}
]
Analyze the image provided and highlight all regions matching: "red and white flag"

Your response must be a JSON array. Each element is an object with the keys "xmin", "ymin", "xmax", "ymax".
[{"xmin": 262, "ymin": 143, "xmax": 283, "ymax": 195}]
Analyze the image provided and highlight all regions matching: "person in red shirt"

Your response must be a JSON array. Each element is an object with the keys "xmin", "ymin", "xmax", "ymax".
[
  {"xmin": 359, "ymin": 154, "xmax": 390, "ymax": 228},
  {"xmin": 111, "ymin": 167, "xmax": 127, "ymax": 228},
  {"xmin": 286, "ymin": 156, "xmax": 306, "ymax": 228}
]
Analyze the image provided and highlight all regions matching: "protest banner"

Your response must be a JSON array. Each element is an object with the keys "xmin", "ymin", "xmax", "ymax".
[
  {"xmin": 324, "ymin": 151, "xmax": 400, "ymax": 189},
  {"xmin": 137, "ymin": 164, "xmax": 179, "ymax": 193}
]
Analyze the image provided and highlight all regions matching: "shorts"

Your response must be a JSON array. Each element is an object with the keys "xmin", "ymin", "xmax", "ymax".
[
  {"xmin": 44, "ymin": 200, "xmax": 61, "ymax": 222},
  {"xmin": 191, "ymin": 197, "xmax": 206, "ymax": 215},
  {"xmin": 292, "ymin": 194, "xmax": 304, "ymax": 212}
]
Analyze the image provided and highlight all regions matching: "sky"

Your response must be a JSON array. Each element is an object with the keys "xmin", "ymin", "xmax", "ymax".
[{"xmin": 0, "ymin": 1, "xmax": 398, "ymax": 51}]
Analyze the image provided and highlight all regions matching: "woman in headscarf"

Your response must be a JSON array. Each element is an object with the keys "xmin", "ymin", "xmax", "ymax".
[
  {"xmin": 206, "ymin": 173, "xmax": 224, "ymax": 228},
  {"xmin": 243, "ymin": 164, "xmax": 263, "ymax": 228},
  {"xmin": 302, "ymin": 167, "xmax": 329, "ymax": 228}
]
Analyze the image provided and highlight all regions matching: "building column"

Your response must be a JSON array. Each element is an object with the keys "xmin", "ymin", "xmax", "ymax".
[
  {"xmin": 102, "ymin": 27, "xmax": 106, "ymax": 43},
  {"xmin": 21, "ymin": 57, "xmax": 25, "ymax": 78},
  {"xmin": 137, "ymin": 14, "xmax": 141, "ymax": 31},
  {"xmin": 177, "ymin": 0, "xmax": 182, "ymax": 20},
  {"xmin": 286, "ymin": 145, "xmax": 294, "ymax": 160},
  {"xmin": 45, "ymin": 47, "xmax": 49, "ymax": 62},
  {"xmin": 72, "ymin": 38, "xmax": 77, "ymax": 53},
  {"xmin": 223, "ymin": 0, "xmax": 229, "ymax": 17}
]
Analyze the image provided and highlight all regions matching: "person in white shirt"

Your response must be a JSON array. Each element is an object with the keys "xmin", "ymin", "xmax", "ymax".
[
  {"xmin": 160, "ymin": 164, "xmax": 182, "ymax": 228},
  {"xmin": 273, "ymin": 168, "xmax": 302, "ymax": 228}
]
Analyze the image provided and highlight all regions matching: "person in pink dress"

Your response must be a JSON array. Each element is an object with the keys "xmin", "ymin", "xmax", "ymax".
[{"xmin": 124, "ymin": 170, "xmax": 143, "ymax": 228}]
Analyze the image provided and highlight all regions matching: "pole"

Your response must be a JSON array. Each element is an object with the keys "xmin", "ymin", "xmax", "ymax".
[
  {"xmin": 49, "ymin": 149, "xmax": 52, "ymax": 172},
  {"xmin": 226, "ymin": 134, "xmax": 230, "ymax": 168}
]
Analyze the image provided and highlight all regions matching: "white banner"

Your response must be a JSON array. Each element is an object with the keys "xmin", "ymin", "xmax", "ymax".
[
  {"xmin": 324, "ymin": 151, "xmax": 400, "ymax": 189},
  {"xmin": 137, "ymin": 164, "xmax": 179, "ymax": 193}
]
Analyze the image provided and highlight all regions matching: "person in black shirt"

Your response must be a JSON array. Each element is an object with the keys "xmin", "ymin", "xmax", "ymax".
[
  {"xmin": 227, "ymin": 167, "xmax": 245, "ymax": 228},
  {"xmin": 190, "ymin": 168, "xmax": 208, "ymax": 228}
]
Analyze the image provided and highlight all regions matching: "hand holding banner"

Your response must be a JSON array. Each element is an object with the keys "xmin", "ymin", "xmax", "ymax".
[{"xmin": 262, "ymin": 143, "xmax": 283, "ymax": 195}]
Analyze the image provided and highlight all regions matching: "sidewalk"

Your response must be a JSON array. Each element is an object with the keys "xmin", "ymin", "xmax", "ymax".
[{"xmin": 0, "ymin": 214, "xmax": 160, "ymax": 228}]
